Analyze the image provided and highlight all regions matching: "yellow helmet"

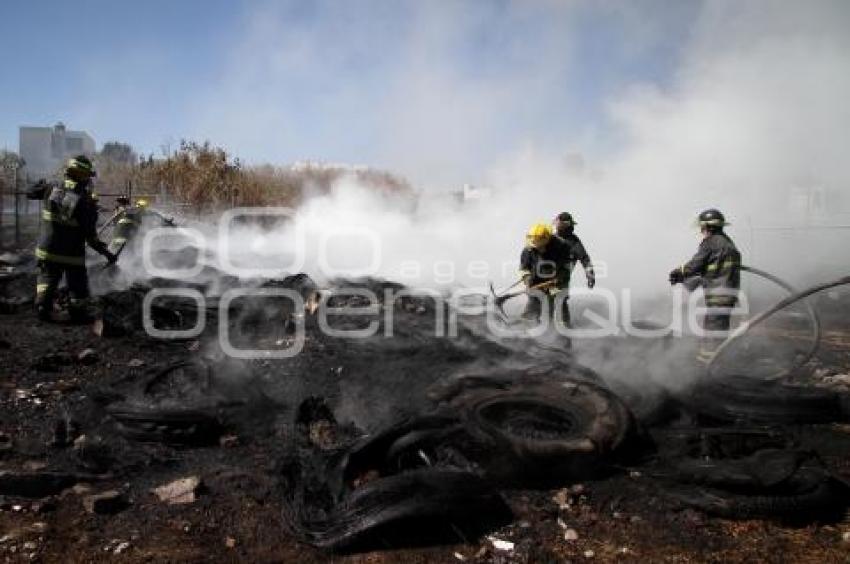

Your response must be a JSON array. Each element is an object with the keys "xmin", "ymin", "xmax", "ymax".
[
  {"xmin": 136, "ymin": 198, "xmax": 149, "ymax": 208},
  {"xmin": 526, "ymin": 222, "xmax": 553, "ymax": 249}
]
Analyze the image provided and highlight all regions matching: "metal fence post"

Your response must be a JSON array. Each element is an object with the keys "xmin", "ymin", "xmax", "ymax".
[{"xmin": 14, "ymin": 180, "xmax": 20, "ymax": 246}]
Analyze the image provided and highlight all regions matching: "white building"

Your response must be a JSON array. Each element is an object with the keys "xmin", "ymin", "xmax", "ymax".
[{"xmin": 19, "ymin": 122, "xmax": 95, "ymax": 179}]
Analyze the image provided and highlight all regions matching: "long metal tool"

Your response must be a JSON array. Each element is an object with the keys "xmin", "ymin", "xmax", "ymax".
[
  {"xmin": 489, "ymin": 279, "xmax": 558, "ymax": 319},
  {"xmin": 494, "ymin": 277, "xmax": 524, "ymax": 295},
  {"xmin": 100, "ymin": 241, "xmax": 126, "ymax": 271}
]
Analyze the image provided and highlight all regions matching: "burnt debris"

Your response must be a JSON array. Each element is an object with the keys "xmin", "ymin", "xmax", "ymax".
[{"xmin": 0, "ymin": 268, "xmax": 849, "ymax": 557}]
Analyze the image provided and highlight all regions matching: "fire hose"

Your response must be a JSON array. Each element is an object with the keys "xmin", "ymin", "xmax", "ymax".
[{"xmin": 708, "ymin": 269, "xmax": 850, "ymax": 380}]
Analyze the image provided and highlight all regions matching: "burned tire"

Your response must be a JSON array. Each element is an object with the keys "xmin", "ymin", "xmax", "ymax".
[
  {"xmin": 685, "ymin": 375, "xmax": 844, "ymax": 424},
  {"xmin": 282, "ymin": 416, "xmax": 511, "ymax": 551},
  {"xmin": 340, "ymin": 414, "xmax": 469, "ymax": 481},
  {"xmin": 286, "ymin": 370, "xmax": 637, "ymax": 550},
  {"xmin": 433, "ymin": 373, "xmax": 636, "ymax": 485},
  {"xmin": 667, "ymin": 469, "xmax": 849, "ymax": 521},
  {"xmin": 658, "ymin": 428, "xmax": 794, "ymax": 461},
  {"xmin": 673, "ymin": 448, "xmax": 808, "ymax": 489},
  {"xmin": 107, "ymin": 405, "xmax": 223, "ymax": 446},
  {"xmin": 288, "ymin": 469, "xmax": 511, "ymax": 551},
  {"xmin": 658, "ymin": 434, "xmax": 850, "ymax": 521}
]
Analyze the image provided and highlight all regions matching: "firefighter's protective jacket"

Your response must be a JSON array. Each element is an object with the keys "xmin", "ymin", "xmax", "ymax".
[
  {"xmin": 679, "ymin": 232, "xmax": 741, "ymax": 306},
  {"xmin": 519, "ymin": 237, "xmax": 572, "ymax": 289},
  {"xmin": 111, "ymin": 206, "xmax": 172, "ymax": 245},
  {"xmin": 28, "ymin": 179, "xmax": 109, "ymax": 265},
  {"xmin": 556, "ymin": 232, "xmax": 593, "ymax": 287}
]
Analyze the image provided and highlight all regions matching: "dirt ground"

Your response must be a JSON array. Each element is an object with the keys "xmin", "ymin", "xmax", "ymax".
[{"xmin": 0, "ymin": 291, "xmax": 849, "ymax": 563}]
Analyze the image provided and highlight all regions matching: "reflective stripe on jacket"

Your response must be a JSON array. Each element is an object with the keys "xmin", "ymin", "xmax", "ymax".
[
  {"xmin": 35, "ymin": 179, "xmax": 104, "ymax": 266},
  {"xmin": 680, "ymin": 231, "xmax": 741, "ymax": 306},
  {"xmin": 519, "ymin": 237, "xmax": 572, "ymax": 289}
]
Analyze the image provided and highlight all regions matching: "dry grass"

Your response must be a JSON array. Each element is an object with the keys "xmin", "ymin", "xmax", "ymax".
[{"xmin": 94, "ymin": 141, "xmax": 413, "ymax": 212}]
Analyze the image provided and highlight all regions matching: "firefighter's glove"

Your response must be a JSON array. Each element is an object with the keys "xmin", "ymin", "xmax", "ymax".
[{"xmin": 668, "ymin": 268, "xmax": 684, "ymax": 285}]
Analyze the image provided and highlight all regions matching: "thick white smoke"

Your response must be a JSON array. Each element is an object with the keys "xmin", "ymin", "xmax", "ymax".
[
  {"xmin": 132, "ymin": 1, "xmax": 850, "ymax": 345},
  {"xmin": 261, "ymin": 1, "xmax": 850, "ymax": 300}
]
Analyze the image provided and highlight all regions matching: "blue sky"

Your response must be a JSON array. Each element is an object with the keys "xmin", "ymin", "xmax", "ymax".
[{"xmin": 1, "ymin": 0, "xmax": 701, "ymax": 183}]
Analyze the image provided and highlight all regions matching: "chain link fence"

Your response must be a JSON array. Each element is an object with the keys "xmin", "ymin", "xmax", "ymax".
[
  {"xmin": 0, "ymin": 171, "xmax": 188, "ymax": 251},
  {"xmin": 0, "ymin": 163, "xmax": 39, "ymax": 249}
]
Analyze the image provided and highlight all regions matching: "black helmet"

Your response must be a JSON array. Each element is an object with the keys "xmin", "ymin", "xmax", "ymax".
[
  {"xmin": 697, "ymin": 208, "xmax": 727, "ymax": 229},
  {"xmin": 553, "ymin": 211, "xmax": 576, "ymax": 236},
  {"xmin": 66, "ymin": 155, "xmax": 96, "ymax": 180},
  {"xmin": 554, "ymin": 211, "xmax": 576, "ymax": 225}
]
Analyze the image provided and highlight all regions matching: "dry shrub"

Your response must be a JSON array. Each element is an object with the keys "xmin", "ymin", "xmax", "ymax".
[{"xmin": 95, "ymin": 141, "xmax": 413, "ymax": 212}]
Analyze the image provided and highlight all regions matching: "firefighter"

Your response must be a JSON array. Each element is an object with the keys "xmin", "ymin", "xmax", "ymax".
[
  {"xmin": 115, "ymin": 195, "xmax": 131, "ymax": 210},
  {"xmin": 553, "ymin": 212, "xmax": 596, "ymax": 288},
  {"xmin": 106, "ymin": 197, "xmax": 173, "ymax": 255},
  {"xmin": 669, "ymin": 208, "xmax": 741, "ymax": 361},
  {"xmin": 28, "ymin": 156, "xmax": 117, "ymax": 322},
  {"xmin": 519, "ymin": 222, "xmax": 572, "ymax": 324}
]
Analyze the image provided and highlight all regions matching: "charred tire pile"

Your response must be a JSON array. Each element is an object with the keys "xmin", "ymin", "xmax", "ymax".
[
  {"xmin": 283, "ymin": 373, "xmax": 639, "ymax": 551},
  {"xmin": 100, "ymin": 359, "xmax": 283, "ymax": 447},
  {"xmin": 282, "ymin": 411, "xmax": 512, "ymax": 551},
  {"xmin": 685, "ymin": 374, "xmax": 846, "ymax": 424},
  {"xmin": 98, "ymin": 286, "xmax": 210, "ymax": 337},
  {"xmin": 428, "ymin": 372, "xmax": 637, "ymax": 486},
  {"xmin": 102, "ymin": 361, "xmax": 226, "ymax": 446},
  {"xmin": 658, "ymin": 431, "xmax": 850, "ymax": 520}
]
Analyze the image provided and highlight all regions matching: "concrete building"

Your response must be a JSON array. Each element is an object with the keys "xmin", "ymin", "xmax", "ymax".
[{"xmin": 19, "ymin": 122, "xmax": 95, "ymax": 179}]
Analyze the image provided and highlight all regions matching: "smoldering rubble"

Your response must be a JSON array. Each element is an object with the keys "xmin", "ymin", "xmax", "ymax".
[{"xmin": 1, "ymin": 249, "xmax": 849, "ymax": 560}]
